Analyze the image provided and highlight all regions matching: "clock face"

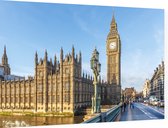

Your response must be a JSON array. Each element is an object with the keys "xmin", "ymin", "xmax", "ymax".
[{"xmin": 109, "ymin": 42, "xmax": 116, "ymax": 50}]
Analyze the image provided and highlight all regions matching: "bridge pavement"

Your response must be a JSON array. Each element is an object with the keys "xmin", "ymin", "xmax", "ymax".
[{"xmin": 115, "ymin": 102, "xmax": 164, "ymax": 121}]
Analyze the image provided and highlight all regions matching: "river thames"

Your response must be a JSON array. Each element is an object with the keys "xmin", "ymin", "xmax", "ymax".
[{"xmin": 0, "ymin": 115, "xmax": 84, "ymax": 127}]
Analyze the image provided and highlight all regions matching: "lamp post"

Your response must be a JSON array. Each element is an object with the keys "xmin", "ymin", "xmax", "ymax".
[{"xmin": 90, "ymin": 48, "xmax": 101, "ymax": 113}]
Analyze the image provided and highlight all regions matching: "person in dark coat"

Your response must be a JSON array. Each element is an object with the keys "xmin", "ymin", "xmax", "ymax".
[
  {"xmin": 121, "ymin": 102, "xmax": 123, "ymax": 112},
  {"xmin": 123, "ymin": 102, "xmax": 127, "ymax": 112}
]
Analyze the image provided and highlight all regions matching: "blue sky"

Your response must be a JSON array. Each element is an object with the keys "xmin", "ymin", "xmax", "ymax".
[{"xmin": 0, "ymin": 1, "xmax": 164, "ymax": 92}]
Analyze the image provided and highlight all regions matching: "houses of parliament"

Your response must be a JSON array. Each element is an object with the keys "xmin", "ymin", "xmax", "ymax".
[{"xmin": 0, "ymin": 14, "xmax": 121, "ymax": 114}]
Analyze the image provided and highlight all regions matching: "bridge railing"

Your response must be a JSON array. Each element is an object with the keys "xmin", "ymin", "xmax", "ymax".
[{"xmin": 82, "ymin": 103, "xmax": 122, "ymax": 123}]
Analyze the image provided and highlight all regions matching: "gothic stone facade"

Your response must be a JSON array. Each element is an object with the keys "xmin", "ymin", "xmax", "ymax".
[
  {"xmin": 0, "ymin": 46, "xmax": 106, "ymax": 114},
  {"xmin": 106, "ymin": 15, "xmax": 121, "ymax": 104}
]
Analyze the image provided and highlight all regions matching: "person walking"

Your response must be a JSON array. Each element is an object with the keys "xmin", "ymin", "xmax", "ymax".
[
  {"xmin": 132, "ymin": 101, "xmax": 134, "ymax": 109},
  {"xmin": 123, "ymin": 102, "xmax": 127, "ymax": 112},
  {"xmin": 129, "ymin": 100, "xmax": 132, "ymax": 109},
  {"xmin": 120, "ymin": 102, "xmax": 123, "ymax": 112}
]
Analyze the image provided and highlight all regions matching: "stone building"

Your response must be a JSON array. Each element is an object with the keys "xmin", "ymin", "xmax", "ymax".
[
  {"xmin": 0, "ymin": 46, "xmax": 106, "ymax": 114},
  {"xmin": 150, "ymin": 61, "xmax": 164, "ymax": 101},
  {"xmin": 142, "ymin": 79, "xmax": 150, "ymax": 98},
  {"xmin": 106, "ymin": 14, "xmax": 121, "ymax": 104},
  {"xmin": 123, "ymin": 87, "xmax": 136, "ymax": 102}
]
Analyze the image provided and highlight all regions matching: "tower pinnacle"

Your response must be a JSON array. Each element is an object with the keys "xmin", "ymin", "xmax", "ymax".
[
  {"xmin": 1, "ymin": 45, "xmax": 10, "ymax": 75},
  {"xmin": 2, "ymin": 45, "xmax": 8, "ymax": 65},
  {"xmin": 4, "ymin": 45, "xmax": 6, "ymax": 55},
  {"xmin": 111, "ymin": 12, "xmax": 116, "ymax": 25}
]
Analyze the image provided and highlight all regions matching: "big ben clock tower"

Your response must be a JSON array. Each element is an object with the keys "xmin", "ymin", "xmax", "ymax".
[{"xmin": 106, "ymin": 14, "xmax": 121, "ymax": 104}]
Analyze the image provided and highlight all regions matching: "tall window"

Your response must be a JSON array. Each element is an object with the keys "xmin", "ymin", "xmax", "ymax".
[
  {"xmin": 64, "ymin": 82, "xmax": 70, "ymax": 91},
  {"xmin": 31, "ymin": 96, "xmax": 34, "ymax": 103},
  {"xmin": 48, "ymin": 84, "xmax": 52, "ymax": 93},
  {"xmin": 65, "ymin": 68, "xmax": 69, "ymax": 74},
  {"xmin": 25, "ymin": 97, "xmax": 29, "ymax": 102},
  {"xmin": 37, "ymin": 85, "xmax": 42, "ymax": 93},
  {"xmin": 37, "ymin": 95, "xmax": 42, "ymax": 103},
  {"xmin": 20, "ymin": 97, "xmax": 24, "ymax": 103},
  {"xmin": 57, "ymin": 95, "xmax": 60, "ymax": 103},
  {"xmin": 7, "ymin": 87, "xmax": 10, "ymax": 95},
  {"xmin": 52, "ymin": 96, "xmax": 55, "ymax": 103},
  {"xmin": 64, "ymin": 94, "xmax": 70, "ymax": 103},
  {"xmin": 2, "ymin": 87, "xmax": 5, "ymax": 95},
  {"xmin": 48, "ymin": 96, "xmax": 51, "ymax": 103},
  {"xmin": 31, "ymin": 85, "xmax": 34, "ymax": 94},
  {"xmin": 7, "ymin": 97, "xmax": 10, "ymax": 103},
  {"xmin": 2, "ymin": 97, "xmax": 5, "ymax": 103},
  {"xmin": 11, "ymin": 97, "xmax": 14, "ymax": 103},
  {"xmin": 16, "ymin": 97, "xmax": 19, "ymax": 103},
  {"xmin": 21, "ymin": 87, "xmax": 24, "ymax": 94},
  {"xmin": 11, "ymin": 87, "xmax": 14, "ymax": 95},
  {"xmin": 75, "ymin": 82, "xmax": 78, "ymax": 92},
  {"xmin": 26, "ymin": 86, "xmax": 29, "ymax": 94}
]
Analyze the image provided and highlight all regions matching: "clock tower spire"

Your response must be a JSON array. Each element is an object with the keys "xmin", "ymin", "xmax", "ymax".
[{"xmin": 106, "ymin": 13, "xmax": 121, "ymax": 105}]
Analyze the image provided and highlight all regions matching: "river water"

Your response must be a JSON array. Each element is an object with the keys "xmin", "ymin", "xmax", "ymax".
[{"xmin": 0, "ymin": 115, "xmax": 84, "ymax": 128}]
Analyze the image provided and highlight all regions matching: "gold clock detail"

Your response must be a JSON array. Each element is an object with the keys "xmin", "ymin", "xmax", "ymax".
[{"xmin": 109, "ymin": 42, "xmax": 116, "ymax": 50}]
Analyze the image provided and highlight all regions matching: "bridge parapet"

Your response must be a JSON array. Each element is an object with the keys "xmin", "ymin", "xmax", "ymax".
[{"xmin": 82, "ymin": 103, "xmax": 122, "ymax": 123}]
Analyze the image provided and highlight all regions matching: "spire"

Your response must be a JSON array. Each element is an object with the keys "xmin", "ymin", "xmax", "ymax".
[
  {"xmin": 109, "ymin": 11, "xmax": 118, "ymax": 37},
  {"xmin": 60, "ymin": 47, "xmax": 63, "ymax": 61},
  {"xmin": 35, "ymin": 51, "xmax": 38, "ymax": 65},
  {"xmin": 111, "ymin": 11, "xmax": 116, "ymax": 25},
  {"xmin": 72, "ymin": 45, "xmax": 75, "ymax": 57},
  {"xmin": 79, "ymin": 50, "xmax": 82, "ymax": 63},
  {"xmin": 50, "ymin": 58, "xmax": 52, "ymax": 65},
  {"xmin": 45, "ymin": 49, "xmax": 48, "ymax": 60},
  {"xmin": 4, "ymin": 45, "xmax": 6, "ymax": 55},
  {"xmin": 2, "ymin": 45, "xmax": 8, "ymax": 65},
  {"xmin": 54, "ymin": 54, "xmax": 57, "ymax": 66}
]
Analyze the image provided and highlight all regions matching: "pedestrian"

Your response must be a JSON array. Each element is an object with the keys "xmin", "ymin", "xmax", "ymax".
[
  {"xmin": 123, "ymin": 102, "xmax": 126, "ymax": 112},
  {"xmin": 130, "ymin": 101, "xmax": 132, "ymax": 109},
  {"xmin": 132, "ymin": 101, "xmax": 134, "ymax": 109},
  {"xmin": 121, "ymin": 102, "xmax": 123, "ymax": 112}
]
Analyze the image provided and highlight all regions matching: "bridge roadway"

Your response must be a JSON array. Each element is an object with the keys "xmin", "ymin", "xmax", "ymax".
[{"xmin": 115, "ymin": 102, "xmax": 164, "ymax": 121}]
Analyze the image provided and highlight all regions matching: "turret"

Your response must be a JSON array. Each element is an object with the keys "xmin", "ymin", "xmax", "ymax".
[
  {"xmin": 2, "ymin": 45, "xmax": 8, "ymax": 65},
  {"xmin": 43, "ymin": 49, "xmax": 48, "ymax": 67},
  {"xmin": 50, "ymin": 58, "xmax": 52, "ymax": 66},
  {"xmin": 60, "ymin": 47, "xmax": 63, "ymax": 63},
  {"xmin": 72, "ymin": 45, "xmax": 75, "ymax": 58},
  {"xmin": 44, "ymin": 49, "xmax": 48, "ymax": 61},
  {"xmin": 54, "ymin": 54, "xmax": 57, "ymax": 67},
  {"xmin": 35, "ymin": 51, "xmax": 38, "ymax": 66},
  {"xmin": 110, "ymin": 13, "xmax": 117, "ymax": 31},
  {"xmin": 79, "ymin": 51, "xmax": 82, "ymax": 63}
]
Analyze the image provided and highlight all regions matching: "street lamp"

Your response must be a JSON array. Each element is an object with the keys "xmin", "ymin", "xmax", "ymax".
[{"xmin": 90, "ymin": 48, "xmax": 101, "ymax": 113}]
